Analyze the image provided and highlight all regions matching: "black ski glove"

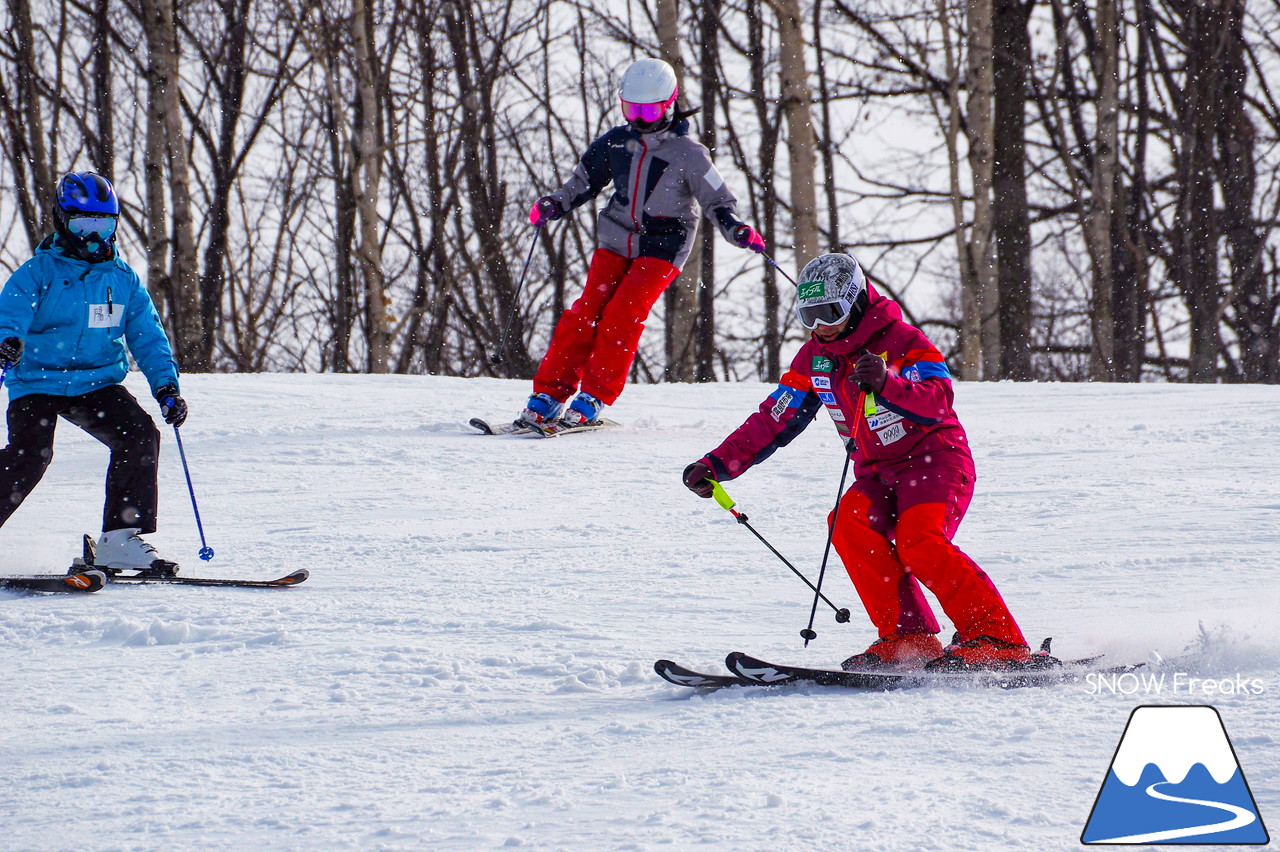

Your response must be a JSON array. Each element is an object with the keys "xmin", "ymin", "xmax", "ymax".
[
  {"xmin": 682, "ymin": 460, "xmax": 716, "ymax": 499},
  {"xmin": 852, "ymin": 352, "xmax": 887, "ymax": 393},
  {"xmin": 155, "ymin": 385, "xmax": 188, "ymax": 427},
  {"xmin": 0, "ymin": 337, "xmax": 23, "ymax": 367}
]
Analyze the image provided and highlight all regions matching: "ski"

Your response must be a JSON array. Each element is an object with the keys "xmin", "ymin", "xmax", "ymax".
[
  {"xmin": 469, "ymin": 417, "xmax": 536, "ymax": 436},
  {"xmin": 527, "ymin": 417, "xmax": 620, "ymax": 438},
  {"xmin": 100, "ymin": 567, "xmax": 309, "ymax": 588},
  {"xmin": 1, "ymin": 570, "xmax": 106, "ymax": 594},
  {"xmin": 724, "ymin": 650, "xmax": 1136, "ymax": 691},
  {"xmin": 654, "ymin": 659, "xmax": 752, "ymax": 689},
  {"xmin": 70, "ymin": 534, "xmax": 307, "ymax": 588}
]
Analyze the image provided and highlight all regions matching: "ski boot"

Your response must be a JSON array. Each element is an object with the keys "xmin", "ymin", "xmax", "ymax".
[
  {"xmin": 89, "ymin": 529, "xmax": 179, "ymax": 578},
  {"xmin": 841, "ymin": 632, "xmax": 943, "ymax": 671},
  {"xmin": 561, "ymin": 392, "xmax": 604, "ymax": 427},
  {"xmin": 518, "ymin": 392, "xmax": 562, "ymax": 427},
  {"xmin": 924, "ymin": 634, "xmax": 1034, "ymax": 671}
]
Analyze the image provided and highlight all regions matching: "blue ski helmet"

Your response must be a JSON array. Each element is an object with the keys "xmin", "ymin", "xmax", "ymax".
[{"xmin": 52, "ymin": 171, "xmax": 120, "ymax": 262}]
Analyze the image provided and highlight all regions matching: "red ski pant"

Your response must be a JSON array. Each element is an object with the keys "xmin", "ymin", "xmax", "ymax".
[
  {"xmin": 830, "ymin": 459, "xmax": 1026, "ymax": 646},
  {"xmin": 533, "ymin": 248, "xmax": 680, "ymax": 405}
]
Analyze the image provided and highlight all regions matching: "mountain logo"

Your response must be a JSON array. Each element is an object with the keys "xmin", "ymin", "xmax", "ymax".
[{"xmin": 1081, "ymin": 705, "xmax": 1269, "ymax": 845}]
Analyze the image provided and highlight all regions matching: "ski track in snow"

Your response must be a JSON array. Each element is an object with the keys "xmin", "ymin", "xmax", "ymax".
[{"xmin": 1, "ymin": 374, "xmax": 1277, "ymax": 851}]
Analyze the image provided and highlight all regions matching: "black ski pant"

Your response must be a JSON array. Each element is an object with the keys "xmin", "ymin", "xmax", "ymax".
[{"xmin": 0, "ymin": 385, "xmax": 161, "ymax": 533}]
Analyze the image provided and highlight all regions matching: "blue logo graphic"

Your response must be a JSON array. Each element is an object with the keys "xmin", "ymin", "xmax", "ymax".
[{"xmin": 1082, "ymin": 705, "xmax": 1269, "ymax": 845}]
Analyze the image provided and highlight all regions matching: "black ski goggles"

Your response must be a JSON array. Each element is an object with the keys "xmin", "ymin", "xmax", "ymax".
[{"xmin": 796, "ymin": 297, "xmax": 854, "ymax": 330}]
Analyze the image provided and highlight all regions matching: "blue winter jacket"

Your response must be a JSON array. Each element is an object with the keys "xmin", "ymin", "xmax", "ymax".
[{"xmin": 0, "ymin": 236, "xmax": 179, "ymax": 401}]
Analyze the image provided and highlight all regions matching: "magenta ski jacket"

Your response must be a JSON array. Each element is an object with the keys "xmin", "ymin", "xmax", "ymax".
[{"xmin": 700, "ymin": 283, "xmax": 974, "ymax": 483}]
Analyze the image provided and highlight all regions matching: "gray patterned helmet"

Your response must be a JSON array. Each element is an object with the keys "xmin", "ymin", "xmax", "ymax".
[{"xmin": 795, "ymin": 254, "xmax": 867, "ymax": 329}]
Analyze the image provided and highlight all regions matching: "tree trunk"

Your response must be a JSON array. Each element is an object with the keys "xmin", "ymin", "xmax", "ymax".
[
  {"xmin": 770, "ymin": 0, "xmax": 818, "ymax": 266},
  {"xmin": 992, "ymin": 0, "xmax": 1033, "ymax": 380},
  {"xmin": 1172, "ymin": 0, "xmax": 1229, "ymax": 382},
  {"xmin": 695, "ymin": 0, "xmax": 722, "ymax": 381},
  {"xmin": 813, "ymin": 0, "xmax": 841, "ymax": 253},
  {"xmin": 966, "ymin": 0, "xmax": 999, "ymax": 379},
  {"xmin": 936, "ymin": 0, "xmax": 974, "ymax": 379},
  {"xmin": 1215, "ymin": 0, "xmax": 1270, "ymax": 381},
  {"xmin": 92, "ymin": 0, "xmax": 115, "ymax": 178},
  {"xmin": 10, "ymin": 0, "xmax": 54, "ymax": 244},
  {"xmin": 1086, "ymin": 0, "xmax": 1119, "ymax": 380},
  {"xmin": 197, "ymin": 0, "xmax": 251, "ymax": 370},
  {"xmin": 657, "ymin": 0, "xmax": 697, "ymax": 383},
  {"xmin": 352, "ymin": 0, "xmax": 389, "ymax": 373},
  {"xmin": 140, "ymin": 0, "xmax": 204, "ymax": 369}
]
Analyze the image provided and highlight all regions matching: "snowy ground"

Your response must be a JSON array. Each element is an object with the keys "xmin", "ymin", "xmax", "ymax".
[{"xmin": 2, "ymin": 373, "xmax": 1277, "ymax": 851}]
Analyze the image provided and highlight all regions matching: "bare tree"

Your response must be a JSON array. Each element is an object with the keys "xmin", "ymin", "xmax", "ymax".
[
  {"xmin": 138, "ymin": 0, "xmax": 203, "ymax": 369},
  {"xmin": 770, "ymin": 0, "xmax": 818, "ymax": 266}
]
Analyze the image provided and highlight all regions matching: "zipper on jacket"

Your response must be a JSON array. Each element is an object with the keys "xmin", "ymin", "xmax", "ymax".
[
  {"xmin": 107, "ymin": 286, "xmax": 114, "ymax": 316},
  {"xmin": 627, "ymin": 135, "xmax": 649, "ymax": 256}
]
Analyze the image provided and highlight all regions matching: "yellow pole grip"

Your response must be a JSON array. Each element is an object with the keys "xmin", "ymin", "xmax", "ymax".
[{"xmin": 710, "ymin": 479, "xmax": 736, "ymax": 512}]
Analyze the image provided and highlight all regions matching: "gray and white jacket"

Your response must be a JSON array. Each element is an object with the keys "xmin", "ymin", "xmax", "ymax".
[{"xmin": 547, "ymin": 118, "xmax": 746, "ymax": 269}]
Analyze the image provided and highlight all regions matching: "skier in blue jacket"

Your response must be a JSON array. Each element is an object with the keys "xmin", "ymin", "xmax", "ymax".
[{"xmin": 0, "ymin": 172, "xmax": 188, "ymax": 572}]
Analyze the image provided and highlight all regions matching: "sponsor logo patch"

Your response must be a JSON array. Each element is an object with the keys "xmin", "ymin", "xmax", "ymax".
[
  {"xmin": 828, "ymin": 408, "xmax": 846, "ymax": 422},
  {"xmin": 798, "ymin": 281, "xmax": 827, "ymax": 301},
  {"xmin": 866, "ymin": 410, "xmax": 903, "ymax": 431},
  {"xmin": 817, "ymin": 391, "xmax": 837, "ymax": 405},
  {"xmin": 811, "ymin": 356, "xmax": 834, "ymax": 372},
  {"xmin": 812, "ymin": 376, "xmax": 832, "ymax": 390},
  {"xmin": 770, "ymin": 390, "xmax": 793, "ymax": 421}
]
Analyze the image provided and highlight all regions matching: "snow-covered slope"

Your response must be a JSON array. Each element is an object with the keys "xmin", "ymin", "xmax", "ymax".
[{"xmin": 2, "ymin": 374, "xmax": 1276, "ymax": 850}]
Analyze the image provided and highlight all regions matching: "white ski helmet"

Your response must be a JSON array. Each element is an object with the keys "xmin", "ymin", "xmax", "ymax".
[
  {"xmin": 619, "ymin": 57, "xmax": 678, "ymax": 104},
  {"xmin": 795, "ymin": 254, "xmax": 869, "ymax": 330}
]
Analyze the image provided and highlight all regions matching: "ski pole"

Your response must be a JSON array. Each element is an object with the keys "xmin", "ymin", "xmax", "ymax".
[
  {"xmin": 801, "ymin": 450, "xmax": 853, "ymax": 646},
  {"xmin": 708, "ymin": 480, "xmax": 851, "ymax": 623},
  {"xmin": 760, "ymin": 252, "xmax": 797, "ymax": 287},
  {"xmin": 169, "ymin": 423, "xmax": 215, "ymax": 561},
  {"xmin": 490, "ymin": 227, "xmax": 541, "ymax": 367}
]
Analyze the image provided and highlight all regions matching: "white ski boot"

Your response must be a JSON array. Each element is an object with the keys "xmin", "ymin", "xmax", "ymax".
[{"xmin": 92, "ymin": 529, "xmax": 178, "ymax": 577}]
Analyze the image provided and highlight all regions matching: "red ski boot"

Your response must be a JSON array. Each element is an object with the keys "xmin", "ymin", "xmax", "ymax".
[{"xmin": 841, "ymin": 632, "xmax": 943, "ymax": 671}]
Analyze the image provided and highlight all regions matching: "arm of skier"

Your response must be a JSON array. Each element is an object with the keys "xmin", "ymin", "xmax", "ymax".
[
  {"xmin": 873, "ymin": 346, "xmax": 956, "ymax": 426},
  {"xmin": 0, "ymin": 259, "xmax": 43, "ymax": 342},
  {"xmin": 121, "ymin": 270, "xmax": 180, "ymax": 399},
  {"xmin": 699, "ymin": 368, "xmax": 822, "ymax": 482},
  {"xmin": 686, "ymin": 146, "xmax": 763, "ymax": 251},
  {"xmin": 541, "ymin": 130, "xmax": 620, "ymax": 218}
]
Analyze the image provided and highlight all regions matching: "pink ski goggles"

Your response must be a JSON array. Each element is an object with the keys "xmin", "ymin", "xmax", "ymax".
[{"xmin": 621, "ymin": 91, "xmax": 677, "ymax": 123}]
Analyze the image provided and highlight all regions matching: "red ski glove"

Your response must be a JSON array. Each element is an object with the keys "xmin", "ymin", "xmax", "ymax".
[{"xmin": 682, "ymin": 460, "xmax": 716, "ymax": 499}]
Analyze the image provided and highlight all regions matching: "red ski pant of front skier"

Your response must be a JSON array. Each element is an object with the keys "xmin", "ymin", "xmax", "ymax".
[
  {"xmin": 533, "ymin": 248, "xmax": 680, "ymax": 405},
  {"xmin": 830, "ymin": 455, "xmax": 1026, "ymax": 646}
]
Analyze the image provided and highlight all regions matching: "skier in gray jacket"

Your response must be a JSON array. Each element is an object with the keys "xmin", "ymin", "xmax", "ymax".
[{"xmin": 519, "ymin": 57, "xmax": 764, "ymax": 428}]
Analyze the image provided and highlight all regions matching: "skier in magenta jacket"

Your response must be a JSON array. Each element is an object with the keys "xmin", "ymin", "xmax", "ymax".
[{"xmin": 682, "ymin": 253, "xmax": 1032, "ymax": 671}]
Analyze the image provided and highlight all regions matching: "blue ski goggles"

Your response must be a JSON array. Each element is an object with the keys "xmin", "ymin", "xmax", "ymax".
[
  {"xmin": 67, "ymin": 215, "xmax": 118, "ymax": 241},
  {"xmin": 796, "ymin": 297, "xmax": 854, "ymax": 330}
]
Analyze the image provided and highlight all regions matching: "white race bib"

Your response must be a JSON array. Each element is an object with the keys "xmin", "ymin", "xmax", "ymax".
[{"xmin": 88, "ymin": 304, "xmax": 124, "ymax": 328}]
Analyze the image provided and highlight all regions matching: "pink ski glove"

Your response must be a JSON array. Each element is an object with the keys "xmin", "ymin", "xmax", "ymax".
[
  {"xmin": 733, "ymin": 224, "xmax": 766, "ymax": 253},
  {"xmin": 529, "ymin": 197, "xmax": 564, "ymax": 227}
]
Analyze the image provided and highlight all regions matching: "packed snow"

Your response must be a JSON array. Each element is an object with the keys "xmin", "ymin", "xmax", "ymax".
[{"xmin": 2, "ymin": 373, "xmax": 1277, "ymax": 851}]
